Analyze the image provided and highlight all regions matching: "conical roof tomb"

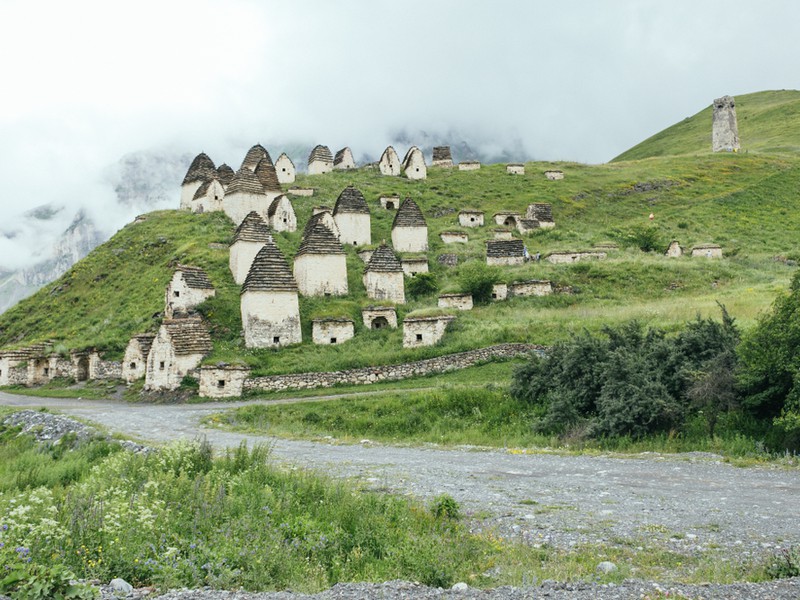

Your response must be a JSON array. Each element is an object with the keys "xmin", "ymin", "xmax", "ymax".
[
  {"xmin": 267, "ymin": 195, "xmax": 297, "ymax": 232},
  {"xmin": 275, "ymin": 152, "xmax": 296, "ymax": 184},
  {"xmin": 191, "ymin": 178, "xmax": 225, "ymax": 214},
  {"xmin": 180, "ymin": 152, "xmax": 216, "ymax": 209},
  {"xmin": 379, "ymin": 146, "xmax": 401, "ymax": 176},
  {"xmin": 391, "ymin": 197, "xmax": 428, "ymax": 252},
  {"xmin": 242, "ymin": 239, "xmax": 298, "ymax": 293},
  {"xmin": 363, "ymin": 243, "xmax": 405, "ymax": 303},
  {"xmin": 334, "ymin": 147, "xmax": 356, "ymax": 170},
  {"xmin": 241, "ymin": 144, "xmax": 272, "ymax": 172},
  {"xmin": 294, "ymin": 219, "xmax": 348, "ymax": 296},
  {"xmin": 255, "ymin": 158, "xmax": 282, "ymax": 193},
  {"xmin": 223, "ymin": 167, "xmax": 269, "ymax": 226},
  {"xmin": 308, "ymin": 145, "xmax": 333, "ymax": 175},
  {"xmin": 216, "ymin": 164, "xmax": 235, "ymax": 186},
  {"xmin": 229, "ymin": 211, "xmax": 272, "ymax": 285},
  {"xmin": 333, "ymin": 186, "xmax": 371, "ymax": 246},
  {"xmin": 402, "ymin": 146, "xmax": 427, "ymax": 180},
  {"xmin": 241, "ymin": 238, "xmax": 301, "ymax": 348}
]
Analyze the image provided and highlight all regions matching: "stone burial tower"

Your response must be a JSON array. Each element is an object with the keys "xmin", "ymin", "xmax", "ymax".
[{"xmin": 712, "ymin": 95, "xmax": 740, "ymax": 152}]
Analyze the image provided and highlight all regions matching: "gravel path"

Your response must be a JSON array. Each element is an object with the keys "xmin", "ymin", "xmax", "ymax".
[{"xmin": 2, "ymin": 391, "xmax": 800, "ymax": 599}]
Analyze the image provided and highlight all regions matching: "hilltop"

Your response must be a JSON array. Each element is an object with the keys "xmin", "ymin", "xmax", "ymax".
[
  {"xmin": 613, "ymin": 89, "xmax": 800, "ymax": 161},
  {"xmin": 2, "ymin": 93, "xmax": 800, "ymax": 380}
]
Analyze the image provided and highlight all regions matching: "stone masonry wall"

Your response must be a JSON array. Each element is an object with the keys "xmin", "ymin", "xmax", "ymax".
[{"xmin": 243, "ymin": 343, "xmax": 543, "ymax": 393}]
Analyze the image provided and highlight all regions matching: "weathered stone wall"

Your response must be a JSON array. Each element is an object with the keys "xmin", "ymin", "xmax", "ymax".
[
  {"xmin": 364, "ymin": 271, "xmax": 405, "ymax": 304},
  {"xmin": 487, "ymin": 255, "xmax": 524, "ymax": 267},
  {"xmin": 692, "ymin": 246, "xmax": 723, "ymax": 259},
  {"xmin": 379, "ymin": 148, "xmax": 401, "ymax": 176},
  {"xmin": 459, "ymin": 212, "xmax": 484, "ymax": 227},
  {"xmin": 546, "ymin": 251, "xmax": 606, "ymax": 264},
  {"xmin": 380, "ymin": 195, "xmax": 400, "ymax": 210},
  {"xmin": 392, "ymin": 226, "xmax": 428, "ymax": 253},
  {"xmin": 665, "ymin": 241, "xmax": 683, "ymax": 258},
  {"xmin": 166, "ymin": 271, "xmax": 215, "ymax": 317},
  {"xmin": 362, "ymin": 307, "xmax": 398, "ymax": 329},
  {"xmin": 308, "ymin": 159, "xmax": 333, "ymax": 175},
  {"xmin": 312, "ymin": 319, "xmax": 355, "ymax": 345},
  {"xmin": 288, "ymin": 187, "xmax": 314, "ymax": 197},
  {"xmin": 241, "ymin": 290, "xmax": 302, "ymax": 348},
  {"xmin": 223, "ymin": 191, "xmax": 276, "ymax": 227},
  {"xmin": 712, "ymin": 95, "xmax": 740, "ymax": 152},
  {"xmin": 507, "ymin": 164, "xmax": 525, "ymax": 175},
  {"xmin": 122, "ymin": 343, "xmax": 147, "ymax": 383},
  {"xmin": 7, "ymin": 366, "xmax": 28, "ymax": 386},
  {"xmin": 334, "ymin": 212, "xmax": 371, "ymax": 247},
  {"xmin": 544, "ymin": 170, "xmax": 564, "ymax": 180},
  {"xmin": 403, "ymin": 150, "xmax": 427, "ymax": 180},
  {"xmin": 269, "ymin": 197, "xmax": 297, "ymax": 233},
  {"xmin": 493, "ymin": 230, "xmax": 514, "ymax": 240},
  {"xmin": 510, "ymin": 280, "xmax": 552, "ymax": 297},
  {"xmin": 199, "ymin": 366, "xmax": 249, "ymax": 399},
  {"xmin": 403, "ymin": 316, "xmax": 455, "ymax": 348},
  {"xmin": 230, "ymin": 240, "xmax": 263, "ymax": 286},
  {"xmin": 440, "ymin": 232, "xmax": 469, "ymax": 244},
  {"xmin": 192, "ymin": 180, "xmax": 225, "ymax": 214},
  {"xmin": 438, "ymin": 294, "xmax": 473, "ymax": 310},
  {"xmin": 244, "ymin": 343, "xmax": 542, "ymax": 393},
  {"xmin": 95, "ymin": 360, "xmax": 122, "ymax": 380},
  {"xmin": 180, "ymin": 181, "xmax": 203, "ymax": 210},
  {"xmin": 491, "ymin": 283, "xmax": 508, "ymax": 301},
  {"xmin": 294, "ymin": 254, "xmax": 348, "ymax": 297},
  {"xmin": 275, "ymin": 155, "xmax": 296, "ymax": 184},
  {"xmin": 458, "ymin": 161, "xmax": 480, "ymax": 171},
  {"xmin": 494, "ymin": 213, "xmax": 520, "ymax": 227},
  {"xmin": 401, "ymin": 259, "xmax": 429, "ymax": 277}
]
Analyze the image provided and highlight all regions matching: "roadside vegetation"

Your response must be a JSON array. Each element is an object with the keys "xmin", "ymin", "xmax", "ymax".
[{"xmin": 0, "ymin": 423, "xmax": 790, "ymax": 598}]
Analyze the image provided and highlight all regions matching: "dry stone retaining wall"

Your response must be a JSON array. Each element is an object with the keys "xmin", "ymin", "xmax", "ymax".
[{"xmin": 243, "ymin": 343, "xmax": 543, "ymax": 394}]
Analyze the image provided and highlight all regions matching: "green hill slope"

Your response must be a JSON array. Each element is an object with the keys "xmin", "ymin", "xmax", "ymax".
[
  {"xmin": 3, "ymin": 141, "xmax": 800, "ymax": 376},
  {"xmin": 612, "ymin": 90, "xmax": 800, "ymax": 161}
]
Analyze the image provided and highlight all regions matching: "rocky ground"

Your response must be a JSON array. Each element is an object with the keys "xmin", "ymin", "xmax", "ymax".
[{"xmin": 2, "ymin": 393, "xmax": 800, "ymax": 600}]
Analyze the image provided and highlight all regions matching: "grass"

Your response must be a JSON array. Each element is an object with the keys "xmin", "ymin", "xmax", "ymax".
[
  {"xmin": 206, "ymin": 386, "xmax": 798, "ymax": 465},
  {"xmin": 0, "ymin": 416, "xmax": 786, "ymax": 592},
  {"xmin": 2, "ymin": 91, "xmax": 800, "ymax": 377},
  {"xmin": 613, "ymin": 89, "xmax": 800, "ymax": 161}
]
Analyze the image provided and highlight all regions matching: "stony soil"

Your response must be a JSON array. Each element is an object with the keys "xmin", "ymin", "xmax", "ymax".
[{"xmin": 2, "ymin": 391, "xmax": 799, "ymax": 600}]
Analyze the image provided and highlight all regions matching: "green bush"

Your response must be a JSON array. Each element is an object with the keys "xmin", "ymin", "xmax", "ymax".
[
  {"xmin": 511, "ymin": 311, "xmax": 739, "ymax": 439},
  {"xmin": 456, "ymin": 262, "xmax": 500, "ymax": 304},
  {"xmin": 406, "ymin": 273, "xmax": 439, "ymax": 299}
]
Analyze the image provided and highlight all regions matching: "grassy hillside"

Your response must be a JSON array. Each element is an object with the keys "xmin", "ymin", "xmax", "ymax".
[
  {"xmin": 613, "ymin": 90, "xmax": 800, "ymax": 161},
  {"xmin": 3, "ymin": 113, "xmax": 800, "ymax": 374}
]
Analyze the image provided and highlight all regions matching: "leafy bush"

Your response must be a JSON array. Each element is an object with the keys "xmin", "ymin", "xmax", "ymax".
[
  {"xmin": 430, "ymin": 494, "xmax": 461, "ymax": 520},
  {"xmin": 623, "ymin": 225, "xmax": 662, "ymax": 252},
  {"xmin": 406, "ymin": 273, "xmax": 439, "ymax": 299},
  {"xmin": 766, "ymin": 546, "xmax": 800, "ymax": 579},
  {"xmin": 0, "ymin": 563, "xmax": 96, "ymax": 600},
  {"xmin": 456, "ymin": 262, "xmax": 500, "ymax": 304},
  {"xmin": 511, "ymin": 310, "xmax": 739, "ymax": 439}
]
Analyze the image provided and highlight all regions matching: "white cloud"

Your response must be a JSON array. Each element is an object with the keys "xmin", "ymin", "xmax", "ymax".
[{"xmin": 1, "ymin": 0, "xmax": 800, "ymax": 268}]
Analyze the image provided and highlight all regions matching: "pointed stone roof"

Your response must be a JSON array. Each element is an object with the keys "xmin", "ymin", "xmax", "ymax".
[
  {"xmin": 392, "ymin": 197, "xmax": 426, "ymax": 228},
  {"xmin": 163, "ymin": 317, "xmax": 212, "ymax": 356},
  {"xmin": 486, "ymin": 239, "xmax": 525, "ymax": 258},
  {"xmin": 334, "ymin": 147, "xmax": 353, "ymax": 166},
  {"xmin": 308, "ymin": 144, "xmax": 333, "ymax": 165},
  {"xmin": 255, "ymin": 158, "xmax": 282, "ymax": 192},
  {"xmin": 276, "ymin": 152, "xmax": 294, "ymax": 167},
  {"xmin": 267, "ymin": 195, "xmax": 292, "ymax": 218},
  {"xmin": 132, "ymin": 333, "xmax": 156, "ymax": 357},
  {"xmin": 182, "ymin": 153, "xmax": 216, "ymax": 185},
  {"xmin": 241, "ymin": 144, "xmax": 272, "ymax": 171},
  {"xmin": 365, "ymin": 244, "xmax": 403, "ymax": 273},
  {"xmin": 232, "ymin": 211, "xmax": 271, "ymax": 245},
  {"xmin": 242, "ymin": 238, "xmax": 298, "ymax": 293},
  {"xmin": 176, "ymin": 264, "xmax": 214, "ymax": 289},
  {"xmin": 296, "ymin": 219, "xmax": 344, "ymax": 257},
  {"xmin": 226, "ymin": 167, "xmax": 266, "ymax": 196},
  {"xmin": 216, "ymin": 164, "xmax": 235, "ymax": 186},
  {"xmin": 333, "ymin": 186, "xmax": 370, "ymax": 215}
]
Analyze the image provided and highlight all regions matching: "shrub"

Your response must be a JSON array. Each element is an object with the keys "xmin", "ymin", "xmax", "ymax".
[
  {"xmin": 511, "ymin": 311, "xmax": 739, "ymax": 439},
  {"xmin": 406, "ymin": 273, "xmax": 439, "ymax": 299},
  {"xmin": 624, "ymin": 225, "xmax": 662, "ymax": 252},
  {"xmin": 430, "ymin": 494, "xmax": 461, "ymax": 520},
  {"xmin": 457, "ymin": 262, "xmax": 500, "ymax": 304}
]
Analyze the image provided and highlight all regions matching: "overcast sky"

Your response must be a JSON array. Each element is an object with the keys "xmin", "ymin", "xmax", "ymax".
[{"xmin": 1, "ymin": 0, "xmax": 799, "ymax": 269}]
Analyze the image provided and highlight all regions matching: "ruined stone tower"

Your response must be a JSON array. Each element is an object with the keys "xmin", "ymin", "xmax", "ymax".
[{"xmin": 712, "ymin": 95, "xmax": 740, "ymax": 152}]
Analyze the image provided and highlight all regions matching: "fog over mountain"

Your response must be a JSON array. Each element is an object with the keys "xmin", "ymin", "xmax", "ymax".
[{"xmin": 2, "ymin": 0, "xmax": 800, "ymax": 311}]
